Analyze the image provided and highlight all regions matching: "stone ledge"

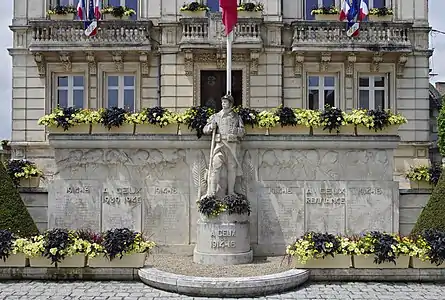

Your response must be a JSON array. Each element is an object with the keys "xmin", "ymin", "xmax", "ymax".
[
  {"xmin": 0, "ymin": 267, "xmax": 138, "ymax": 280},
  {"xmin": 400, "ymin": 189, "xmax": 432, "ymax": 194},
  {"xmin": 18, "ymin": 187, "xmax": 48, "ymax": 193},
  {"xmin": 309, "ymin": 268, "xmax": 445, "ymax": 282},
  {"xmin": 48, "ymin": 134, "xmax": 401, "ymax": 150},
  {"xmin": 138, "ymin": 267, "xmax": 309, "ymax": 297}
]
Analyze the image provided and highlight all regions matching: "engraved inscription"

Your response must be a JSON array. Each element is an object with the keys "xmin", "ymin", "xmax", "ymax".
[
  {"xmin": 305, "ymin": 188, "xmax": 346, "ymax": 205},
  {"xmin": 269, "ymin": 187, "xmax": 292, "ymax": 194},
  {"xmin": 349, "ymin": 187, "xmax": 383, "ymax": 195},
  {"xmin": 66, "ymin": 186, "xmax": 90, "ymax": 194},
  {"xmin": 210, "ymin": 229, "xmax": 236, "ymax": 249},
  {"xmin": 154, "ymin": 187, "xmax": 178, "ymax": 194},
  {"xmin": 102, "ymin": 187, "xmax": 143, "ymax": 205}
]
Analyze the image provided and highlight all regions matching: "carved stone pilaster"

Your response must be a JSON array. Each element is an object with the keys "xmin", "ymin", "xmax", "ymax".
[
  {"xmin": 371, "ymin": 52, "xmax": 383, "ymax": 72},
  {"xmin": 139, "ymin": 52, "xmax": 150, "ymax": 75},
  {"xmin": 33, "ymin": 53, "xmax": 45, "ymax": 78},
  {"xmin": 294, "ymin": 52, "xmax": 304, "ymax": 77},
  {"xmin": 397, "ymin": 54, "xmax": 408, "ymax": 78},
  {"xmin": 111, "ymin": 51, "xmax": 123, "ymax": 71},
  {"xmin": 216, "ymin": 51, "xmax": 226, "ymax": 69},
  {"xmin": 345, "ymin": 53, "xmax": 356, "ymax": 77},
  {"xmin": 85, "ymin": 52, "xmax": 96, "ymax": 75},
  {"xmin": 59, "ymin": 52, "xmax": 72, "ymax": 71},
  {"xmin": 184, "ymin": 51, "xmax": 193, "ymax": 76},
  {"xmin": 250, "ymin": 51, "xmax": 260, "ymax": 75},
  {"xmin": 319, "ymin": 52, "xmax": 331, "ymax": 72}
]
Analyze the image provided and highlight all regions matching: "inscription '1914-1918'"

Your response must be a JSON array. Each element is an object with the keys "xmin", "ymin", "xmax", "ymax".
[
  {"xmin": 210, "ymin": 229, "xmax": 236, "ymax": 249},
  {"xmin": 102, "ymin": 187, "xmax": 142, "ymax": 205}
]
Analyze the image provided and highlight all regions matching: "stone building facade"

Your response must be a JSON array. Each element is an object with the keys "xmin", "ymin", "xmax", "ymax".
[{"xmin": 9, "ymin": 0, "xmax": 431, "ymax": 181}]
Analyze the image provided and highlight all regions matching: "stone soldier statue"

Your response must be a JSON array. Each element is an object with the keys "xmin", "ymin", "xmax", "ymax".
[{"xmin": 203, "ymin": 94, "xmax": 245, "ymax": 199}]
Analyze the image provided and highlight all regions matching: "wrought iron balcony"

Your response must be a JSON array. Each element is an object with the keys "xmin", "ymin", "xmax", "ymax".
[
  {"xmin": 291, "ymin": 21, "xmax": 413, "ymax": 52},
  {"xmin": 179, "ymin": 14, "xmax": 263, "ymax": 50},
  {"xmin": 28, "ymin": 20, "xmax": 153, "ymax": 52}
]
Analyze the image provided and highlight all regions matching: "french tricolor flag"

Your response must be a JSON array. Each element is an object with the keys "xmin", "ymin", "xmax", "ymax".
[
  {"xmin": 358, "ymin": 0, "xmax": 369, "ymax": 21},
  {"xmin": 339, "ymin": 0, "xmax": 350, "ymax": 21},
  {"xmin": 77, "ymin": 0, "xmax": 86, "ymax": 20},
  {"xmin": 341, "ymin": 0, "xmax": 368, "ymax": 37},
  {"xmin": 94, "ymin": 0, "xmax": 102, "ymax": 20},
  {"xmin": 84, "ymin": 0, "xmax": 98, "ymax": 37}
]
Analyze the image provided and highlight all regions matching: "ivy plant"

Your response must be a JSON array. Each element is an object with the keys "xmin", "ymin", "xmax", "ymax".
[{"xmin": 438, "ymin": 97, "xmax": 445, "ymax": 157}]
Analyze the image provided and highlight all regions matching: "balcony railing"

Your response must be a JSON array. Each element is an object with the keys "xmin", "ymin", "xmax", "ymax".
[
  {"xmin": 180, "ymin": 14, "xmax": 263, "ymax": 49},
  {"xmin": 291, "ymin": 21, "xmax": 413, "ymax": 52},
  {"xmin": 28, "ymin": 20, "xmax": 153, "ymax": 52}
]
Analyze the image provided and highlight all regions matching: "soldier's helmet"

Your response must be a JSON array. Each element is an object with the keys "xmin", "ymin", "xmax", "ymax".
[{"xmin": 221, "ymin": 94, "xmax": 234, "ymax": 106}]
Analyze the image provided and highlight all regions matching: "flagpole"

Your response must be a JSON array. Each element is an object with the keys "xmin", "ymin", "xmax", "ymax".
[{"xmin": 226, "ymin": 31, "xmax": 233, "ymax": 95}]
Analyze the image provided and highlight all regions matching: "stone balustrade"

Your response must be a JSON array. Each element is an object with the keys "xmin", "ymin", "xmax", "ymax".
[
  {"xmin": 180, "ymin": 15, "xmax": 263, "ymax": 49},
  {"xmin": 292, "ymin": 21, "xmax": 413, "ymax": 52},
  {"xmin": 28, "ymin": 20, "xmax": 153, "ymax": 52}
]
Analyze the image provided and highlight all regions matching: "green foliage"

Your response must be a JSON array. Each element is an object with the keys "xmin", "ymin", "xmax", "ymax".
[
  {"xmin": 412, "ymin": 170, "xmax": 445, "ymax": 235},
  {"xmin": 438, "ymin": 97, "xmax": 445, "ymax": 156},
  {"xmin": 0, "ymin": 163, "xmax": 38, "ymax": 237}
]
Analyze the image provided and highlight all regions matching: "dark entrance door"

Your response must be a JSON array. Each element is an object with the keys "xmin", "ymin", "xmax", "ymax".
[{"xmin": 200, "ymin": 70, "xmax": 242, "ymax": 111}]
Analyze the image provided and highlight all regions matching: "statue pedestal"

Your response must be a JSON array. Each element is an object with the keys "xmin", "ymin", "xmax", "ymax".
[{"xmin": 193, "ymin": 212, "xmax": 253, "ymax": 265}]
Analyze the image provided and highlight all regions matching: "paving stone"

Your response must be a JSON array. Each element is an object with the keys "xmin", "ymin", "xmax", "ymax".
[{"xmin": 1, "ymin": 281, "xmax": 445, "ymax": 299}]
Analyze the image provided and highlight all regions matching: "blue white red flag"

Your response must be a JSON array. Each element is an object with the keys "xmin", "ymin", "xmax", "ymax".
[
  {"xmin": 77, "ymin": 0, "xmax": 86, "ymax": 20},
  {"xmin": 340, "ymin": 0, "xmax": 368, "ymax": 37},
  {"xmin": 95, "ymin": 0, "xmax": 102, "ymax": 20},
  {"xmin": 84, "ymin": 0, "xmax": 98, "ymax": 37}
]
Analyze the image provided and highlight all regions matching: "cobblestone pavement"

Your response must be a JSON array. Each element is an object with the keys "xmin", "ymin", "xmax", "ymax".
[{"xmin": 1, "ymin": 281, "xmax": 445, "ymax": 299}]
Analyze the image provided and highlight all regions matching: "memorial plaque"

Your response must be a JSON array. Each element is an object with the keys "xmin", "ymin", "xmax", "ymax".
[
  {"xmin": 304, "ymin": 181, "xmax": 347, "ymax": 234},
  {"xmin": 143, "ymin": 180, "xmax": 189, "ymax": 245},
  {"xmin": 48, "ymin": 179, "xmax": 101, "ymax": 231},
  {"xmin": 346, "ymin": 181, "xmax": 396, "ymax": 233},
  {"xmin": 258, "ymin": 181, "xmax": 304, "ymax": 245},
  {"xmin": 101, "ymin": 181, "xmax": 143, "ymax": 231}
]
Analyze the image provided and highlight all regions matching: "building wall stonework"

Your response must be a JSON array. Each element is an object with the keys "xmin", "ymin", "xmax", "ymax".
[{"xmin": 8, "ymin": 0, "xmax": 431, "ymax": 180}]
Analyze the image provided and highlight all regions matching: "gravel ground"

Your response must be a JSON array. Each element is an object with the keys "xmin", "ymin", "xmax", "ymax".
[
  {"xmin": 1, "ymin": 281, "xmax": 445, "ymax": 299},
  {"xmin": 147, "ymin": 254, "xmax": 293, "ymax": 277}
]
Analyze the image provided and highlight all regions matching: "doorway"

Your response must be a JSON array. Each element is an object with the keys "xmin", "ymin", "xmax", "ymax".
[{"xmin": 200, "ymin": 70, "xmax": 242, "ymax": 111}]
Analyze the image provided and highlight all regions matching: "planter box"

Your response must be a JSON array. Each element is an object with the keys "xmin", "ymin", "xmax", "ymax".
[
  {"xmin": 314, "ymin": 14, "xmax": 339, "ymax": 21},
  {"xmin": 369, "ymin": 15, "xmax": 393, "ymax": 22},
  {"xmin": 238, "ymin": 11, "xmax": 262, "ymax": 18},
  {"xmin": 49, "ymin": 14, "xmax": 75, "ymax": 21},
  {"xmin": 48, "ymin": 124, "xmax": 92, "ymax": 134},
  {"xmin": 355, "ymin": 125, "xmax": 398, "ymax": 136},
  {"xmin": 409, "ymin": 180, "xmax": 432, "ymax": 190},
  {"xmin": 311, "ymin": 125, "xmax": 352, "ymax": 135},
  {"xmin": 92, "ymin": 124, "xmax": 135, "ymax": 134},
  {"xmin": 245, "ymin": 127, "xmax": 266, "ymax": 135},
  {"xmin": 29, "ymin": 257, "xmax": 54, "ymax": 268},
  {"xmin": 58, "ymin": 254, "xmax": 87, "ymax": 268},
  {"xmin": 89, "ymin": 253, "xmax": 146, "ymax": 268},
  {"xmin": 180, "ymin": 10, "xmax": 206, "ymax": 18},
  {"xmin": 136, "ymin": 124, "xmax": 179, "ymax": 135},
  {"xmin": 20, "ymin": 176, "xmax": 40, "ymax": 188},
  {"xmin": 267, "ymin": 126, "xmax": 309, "ymax": 135},
  {"xmin": 353, "ymin": 255, "xmax": 410, "ymax": 269},
  {"xmin": 103, "ymin": 14, "xmax": 130, "ymax": 20},
  {"xmin": 0, "ymin": 254, "xmax": 26, "ymax": 267},
  {"xmin": 294, "ymin": 255, "xmax": 351, "ymax": 269},
  {"xmin": 411, "ymin": 257, "xmax": 444, "ymax": 268},
  {"xmin": 178, "ymin": 125, "xmax": 196, "ymax": 135}
]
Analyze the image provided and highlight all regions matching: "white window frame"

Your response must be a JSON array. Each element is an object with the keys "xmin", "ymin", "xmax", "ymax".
[
  {"xmin": 98, "ymin": 62, "xmax": 141, "ymax": 110},
  {"xmin": 105, "ymin": 74, "xmax": 136, "ymax": 110},
  {"xmin": 55, "ymin": 74, "xmax": 85, "ymax": 108},
  {"xmin": 307, "ymin": 74, "xmax": 338, "ymax": 110},
  {"xmin": 358, "ymin": 75, "xmax": 388, "ymax": 110}
]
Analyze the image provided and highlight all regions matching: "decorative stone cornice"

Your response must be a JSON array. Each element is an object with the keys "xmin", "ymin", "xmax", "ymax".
[
  {"xmin": 59, "ymin": 52, "xmax": 72, "ymax": 71},
  {"xmin": 397, "ymin": 54, "xmax": 409, "ymax": 78},
  {"xmin": 111, "ymin": 51, "xmax": 123, "ymax": 71},
  {"xmin": 139, "ymin": 52, "xmax": 150, "ymax": 75},
  {"xmin": 294, "ymin": 52, "xmax": 304, "ymax": 77},
  {"xmin": 250, "ymin": 51, "xmax": 260, "ymax": 75},
  {"xmin": 184, "ymin": 51, "xmax": 193, "ymax": 76},
  {"xmin": 319, "ymin": 52, "xmax": 331, "ymax": 72},
  {"xmin": 33, "ymin": 53, "xmax": 45, "ymax": 77},
  {"xmin": 371, "ymin": 52, "xmax": 383, "ymax": 72},
  {"xmin": 345, "ymin": 53, "xmax": 356, "ymax": 77},
  {"xmin": 216, "ymin": 50, "xmax": 225, "ymax": 69},
  {"xmin": 85, "ymin": 52, "xmax": 96, "ymax": 75}
]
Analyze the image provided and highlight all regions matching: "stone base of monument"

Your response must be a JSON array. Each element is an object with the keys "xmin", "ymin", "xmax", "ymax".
[
  {"xmin": 193, "ymin": 212, "xmax": 253, "ymax": 265},
  {"xmin": 138, "ymin": 267, "xmax": 309, "ymax": 297}
]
